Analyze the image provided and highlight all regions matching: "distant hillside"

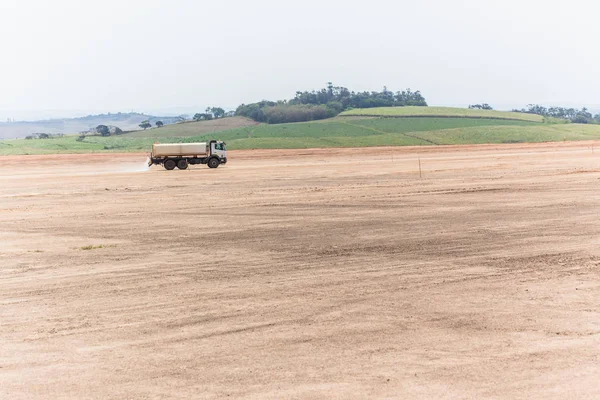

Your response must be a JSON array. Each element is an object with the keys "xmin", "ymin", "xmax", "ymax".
[
  {"xmin": 123, "ymin": 116, "xmax": 259, "ymax": 138},
  {"xmin": 6, "ymin": 107, "xmax": 599, "ymax": 156},
  {"xmin": 0, "ymin": 112, "xmax": 181, "ymax": 139},
  {"xmin": 340, "ymin": 106, "xmax": 547, "ymax": 122},
  {"xmin": 4, "ymin": 115, "xmax": 600, "ymax": 155}
]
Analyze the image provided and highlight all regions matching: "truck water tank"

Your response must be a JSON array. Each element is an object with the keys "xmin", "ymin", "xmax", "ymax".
[{"xmin": 152, "ymin": 143, "xmax": 208, "ymax": 157}]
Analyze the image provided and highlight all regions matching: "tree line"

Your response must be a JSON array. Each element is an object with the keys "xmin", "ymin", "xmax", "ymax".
[
  {"xmin": 138, "ymin": 120, "xmax": 165, "ymax": 130},
  {"xmin": 236, "ymin": 83, "xmax": 427, "ymax": 124},
  {"xmin": 291, "ymin": 83, "xmax": 427, "ymax": 109},
  {"xmin": 513, "ymin": 104, "xmax": 599, "ymax": 124},
  {"xmin": 469, "ymin": 104, "xmax": 493, "ymax": 110},
  {"xmin": 193, "ymin": 107, "xmax": 234, "ymax": 121},
  {"xmin": 25, "ymin": 132, "xmax": 65, "ymax": 140}
]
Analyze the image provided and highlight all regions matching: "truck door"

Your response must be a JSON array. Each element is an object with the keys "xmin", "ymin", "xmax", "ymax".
[{"xmin": 212, "ymin": 142, "xmax": 226, "ymax": 158}]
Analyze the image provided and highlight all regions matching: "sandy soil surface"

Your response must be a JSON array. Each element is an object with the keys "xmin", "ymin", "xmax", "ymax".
[{"xmin": 2, "ymin": 143, "xmax": 600, "ymax": 399}]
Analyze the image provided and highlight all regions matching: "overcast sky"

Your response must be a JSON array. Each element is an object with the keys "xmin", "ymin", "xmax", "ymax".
[{"xmin": 1, "ymin": 0, "xmax": 599, "ymax": 120}]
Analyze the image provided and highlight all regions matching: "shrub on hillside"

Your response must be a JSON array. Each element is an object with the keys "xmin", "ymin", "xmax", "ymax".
[
  {"xmin": 26, "ymin": 132, "xmax": 64, "ymax": 139},
  {"xmin": 469, "ymin": 104, "xmax": 493, "ymax": 110},
  {"xmin": 96, "ymin": 125, "xmax": 110, "ymax": 136},
  {"xmin": 262, "ymin": 104, "xmax": 337, "ymax": 124},
  {"xmin": 326, "ymin": 101, "xmax": 344, "ymax": 114},
  {"xmin": 572, "ymin": 115, "xmax": 590, "ymax": 124},
  {"xmin": 236, "ymin": 101, "xmax": 276, "ymax": 122}
]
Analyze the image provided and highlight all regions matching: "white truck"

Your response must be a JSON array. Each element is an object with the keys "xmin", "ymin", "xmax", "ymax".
[{"xmin": 147, "ymin": 140, "xmax": 227, "ymax": 170}]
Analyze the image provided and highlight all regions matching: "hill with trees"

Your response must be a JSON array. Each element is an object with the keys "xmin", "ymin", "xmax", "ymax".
[
  {"xmin": 235, "ymin": 83, "xmax": 427, "ymax": 124},
  {"xmin": 6, "ymin": 82, "xmax": 600, "ymax": 154},
  {"xmin": 6, "ymin": 114, "xmax": 600, "ymax": 155}
]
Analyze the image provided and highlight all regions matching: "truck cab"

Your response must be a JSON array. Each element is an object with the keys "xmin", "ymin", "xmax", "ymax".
[{"xmin": 211, "ymin": 140, "xmax": 227, "ymax": 164}]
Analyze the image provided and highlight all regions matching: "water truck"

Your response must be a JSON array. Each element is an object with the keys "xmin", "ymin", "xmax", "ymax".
[{"xmin": 148, "ymin": 140, "xmax": 227, "ymax": 170}]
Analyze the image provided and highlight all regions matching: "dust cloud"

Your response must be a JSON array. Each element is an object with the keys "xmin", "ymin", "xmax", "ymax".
[{"xmin": 117, "ymin": 158, "xmax": 151, "ymax": 173}]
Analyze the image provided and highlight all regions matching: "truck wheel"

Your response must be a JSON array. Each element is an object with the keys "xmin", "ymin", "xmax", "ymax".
[
  {"xmin": 164, "ymin": 160, "xmax": 176, "ymax": 170},
  {"xmin": 207, "ymin": 158, "xmax": 220, "ymax": 169},
  {"xmin": 177, "ymin": 160, "xmax": 188, "ymax": 170}
]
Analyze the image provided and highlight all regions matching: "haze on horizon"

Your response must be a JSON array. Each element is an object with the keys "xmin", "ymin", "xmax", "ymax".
[{"xmin": 1, "ymin": 0, "xmax": 599, "ymax": 121}]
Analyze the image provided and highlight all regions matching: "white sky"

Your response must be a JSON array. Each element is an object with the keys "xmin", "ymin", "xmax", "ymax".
[{"xmin": 1, "ymin": 0, "xmax": 599, "ymax": 120}]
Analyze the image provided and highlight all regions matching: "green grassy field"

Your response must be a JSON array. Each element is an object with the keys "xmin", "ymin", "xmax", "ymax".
[
  {"xmin": 340, "ymin": 106, "xmax": 547, "ymax": 122},
  {"xmin": 2, "ymin": 113, "xmax": 599, "ymax": 155},
  {"xmin": 216, "ymin": 123, "xmax": 600, "ymax": 149},
  {"xmin": 348, "ymin": 117, "xmax": 536, "ymax": 133},
  {"xmin": 396, "ymin": 123, "xmax": 600, "ymax": 145}
]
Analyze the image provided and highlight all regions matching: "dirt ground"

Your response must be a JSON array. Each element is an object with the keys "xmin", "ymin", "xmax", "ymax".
[{"xmin": 2, "ymin": 143, "xmax": 600, "ymax": 399}]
